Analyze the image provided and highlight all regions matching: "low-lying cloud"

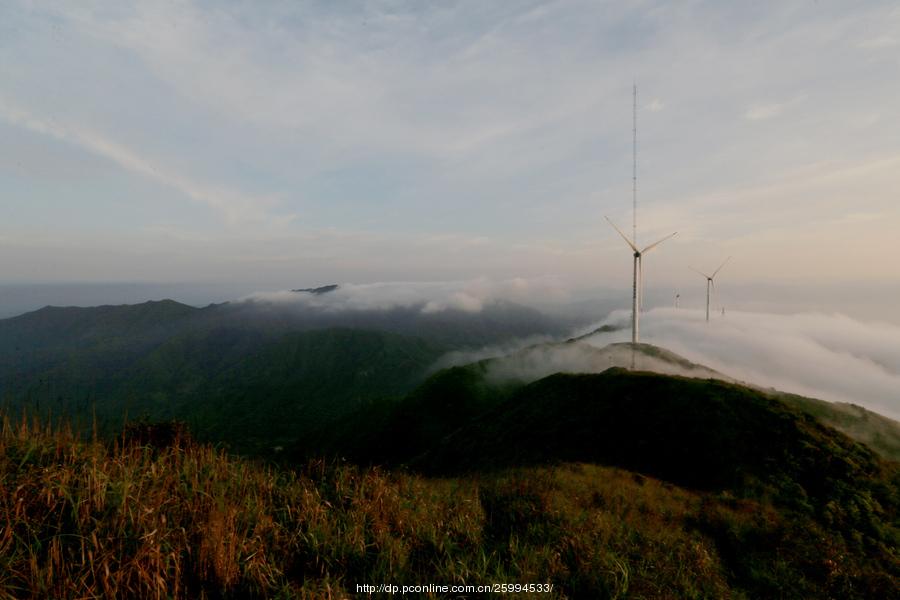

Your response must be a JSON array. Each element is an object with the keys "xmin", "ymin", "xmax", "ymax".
[
  {"xmin": 479, "ymin": 341, "xmax": 725, "ymax": 385},
  {"xmin": 580, "ymin": 308, "xmax": 900, "ymax": 421},
  {"xmin": 241, "ymin": 278, "xmax": 569, "ymax": 314},
  {"xmin": 243, "ymin": 281, "xmax": 900, "ymax": 421}
]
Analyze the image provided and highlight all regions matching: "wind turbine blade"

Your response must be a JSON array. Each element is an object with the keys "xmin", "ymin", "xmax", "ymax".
[
  {"xmin": 640, "ymin": 231, "xmax": 678, "ymax": 254},
  {"xmin": 689, "ymin": 266, "xmax": 711, "ymax": 279},
  {"xmin": 711, "ymin": 256, "xmax": 732, "ymax": 279},
  {"xmin": 605, "ymin": 216, "xmax": 639, "ymax": 253}
]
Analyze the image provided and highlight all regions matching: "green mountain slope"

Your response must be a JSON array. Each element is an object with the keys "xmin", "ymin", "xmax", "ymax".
[
  {"xmin": 7, "ymin": 326, "xmax": 444, "ymax": 454},
  {"xmin": 172, "ymin": 328, "xmax": 446, "ymax": 452},
  {"xmin": 0, "ymin": 300, "xmax": 200, "ymax": 378},
  {"xmin": 418, "ymin": 371, "xmax": 888, "ymax": 493},
  {"xmin": 313, "ymin": 341, "xmax": 900, "ymax": 467},
  {"xmin": 0, "ymin": 297, "xmax": 567, "ymax": 453},
  {"xmin": 0, "ymin": 299, "xmax": 198, "ymax": 350},
  {"xmin": 297, "ymin": 361, "xmax": 519, "ymax": 463},
  {"xmin": 777, "ymin": 392, "xmax": 900, "ymax": 462}
]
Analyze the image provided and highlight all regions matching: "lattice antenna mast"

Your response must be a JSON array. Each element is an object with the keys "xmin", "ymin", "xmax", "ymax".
[{"xmin": 633, "ymin": 84, "xmax": 637, "ymax": 247}]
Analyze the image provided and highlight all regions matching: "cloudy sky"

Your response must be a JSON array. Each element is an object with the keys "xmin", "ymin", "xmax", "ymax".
[{"xmin": 1, "ymin": 1, "xmax": 898, "ymax": 302}]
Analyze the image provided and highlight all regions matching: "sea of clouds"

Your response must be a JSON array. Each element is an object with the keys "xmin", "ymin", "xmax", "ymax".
[
  {"xmin": 579, "ymin": 308, "xmax": 900, "ymax": 421},
  {"xmin": 240, "ymin": 277, "xmax": 570, "ymax": 314},
  {"xmin": 242, "ymin": 279, "xmax": 900, "ymax": 420}
]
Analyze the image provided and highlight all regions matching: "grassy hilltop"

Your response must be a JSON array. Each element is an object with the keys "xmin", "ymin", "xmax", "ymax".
[{"xmin": 2, "ymin": 369, "xmax": 899, "ymax": 599}]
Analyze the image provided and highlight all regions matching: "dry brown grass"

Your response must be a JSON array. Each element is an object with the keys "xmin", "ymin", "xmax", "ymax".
[{"xmin": 1, "ymin": 414, "xmax": 895, "ymax": 599}]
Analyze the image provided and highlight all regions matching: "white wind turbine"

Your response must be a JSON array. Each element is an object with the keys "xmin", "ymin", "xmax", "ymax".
[
  {"xmin": 690, "ymin": 257, "xmax": 731, "ymax": 322},
  {"xmin": 606, "ymin": 218, "xmax": 677, "ymax": 343}
]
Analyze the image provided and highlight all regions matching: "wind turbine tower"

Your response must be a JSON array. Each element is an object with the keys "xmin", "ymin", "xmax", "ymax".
[
  {"xmin": 690, "ymin": 257, "xmax": 731, "ymax": 322},
  {"xmin": 606, "ymin": 84, "xmax": 677, "ymax": 345}
]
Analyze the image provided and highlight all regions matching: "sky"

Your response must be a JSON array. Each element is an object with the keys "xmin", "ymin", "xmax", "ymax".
[{"xmin": 1, "ymin": 1, "xmax": 899, "ymax": 313}]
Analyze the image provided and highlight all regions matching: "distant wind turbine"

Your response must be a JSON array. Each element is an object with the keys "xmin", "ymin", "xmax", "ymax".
[{"xmin": 690, "ymin": 257, "xmax": 731, "ymax": 322}]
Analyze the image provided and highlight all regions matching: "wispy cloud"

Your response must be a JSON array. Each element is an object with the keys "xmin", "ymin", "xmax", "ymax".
[
  {"xmin": 743, "ymin": 102, "xmax": 786, "ymax": 121},
  {"xmin": 857, "ymin": 35, "xmax": 898, "ymax": 49},
  {"xmin": 0, "ymin": 97, "xmax": 292, "ymax": 227}
]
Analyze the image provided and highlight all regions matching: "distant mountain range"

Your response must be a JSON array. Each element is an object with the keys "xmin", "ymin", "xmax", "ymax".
[
  {"xmin": 0, "ymin": 296, "xmax": 566, "ymax": 452},
  {"xmin": 290, "ymin": 284, "xmax": 339, "ymax": 294}
]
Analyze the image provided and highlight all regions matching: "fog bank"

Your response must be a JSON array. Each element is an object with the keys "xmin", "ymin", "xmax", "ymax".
[
  {"xmin": 241, "ymin": 278, "xmax": 570, "ymax": 314},
  {"xmin": 582, "ymin": 308, "xmax": 900, "ymax": 421}
]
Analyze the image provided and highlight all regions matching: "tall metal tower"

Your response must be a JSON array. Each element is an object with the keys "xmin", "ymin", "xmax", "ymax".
[{"xmin": 633, "ymin": 84, "xmax": 637, "ymax": 248}]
